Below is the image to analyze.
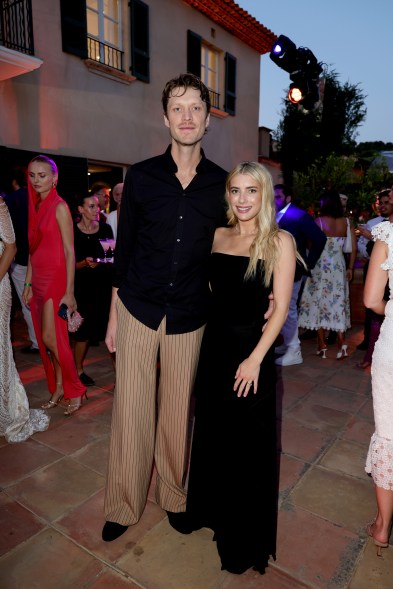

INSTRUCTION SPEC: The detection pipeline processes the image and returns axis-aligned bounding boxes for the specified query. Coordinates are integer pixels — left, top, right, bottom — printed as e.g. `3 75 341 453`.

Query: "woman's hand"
85 256 99 269
346 268 353 282
22 285 33 306
60 292 77 314
233 356 261 397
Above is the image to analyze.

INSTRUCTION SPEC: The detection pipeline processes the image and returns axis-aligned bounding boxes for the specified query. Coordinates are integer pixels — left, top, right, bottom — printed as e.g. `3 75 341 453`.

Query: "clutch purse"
67 309 84 333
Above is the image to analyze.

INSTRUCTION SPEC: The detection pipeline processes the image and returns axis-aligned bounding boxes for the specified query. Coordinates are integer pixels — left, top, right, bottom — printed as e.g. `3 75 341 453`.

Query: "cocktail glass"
99 238 116 262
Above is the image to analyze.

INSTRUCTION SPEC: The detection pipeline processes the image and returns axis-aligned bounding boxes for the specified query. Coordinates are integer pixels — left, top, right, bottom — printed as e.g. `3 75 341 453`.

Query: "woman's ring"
247 381 252 385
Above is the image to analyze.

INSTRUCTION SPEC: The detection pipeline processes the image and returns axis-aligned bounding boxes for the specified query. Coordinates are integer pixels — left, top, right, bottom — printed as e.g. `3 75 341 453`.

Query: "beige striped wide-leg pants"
104 299 205 525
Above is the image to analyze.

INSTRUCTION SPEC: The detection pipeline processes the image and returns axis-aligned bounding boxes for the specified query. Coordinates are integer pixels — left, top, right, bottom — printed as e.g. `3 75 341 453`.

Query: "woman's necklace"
79 220 98 234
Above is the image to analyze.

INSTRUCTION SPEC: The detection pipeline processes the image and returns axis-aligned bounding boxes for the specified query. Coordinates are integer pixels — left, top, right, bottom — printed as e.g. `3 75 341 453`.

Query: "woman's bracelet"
24 282 32 287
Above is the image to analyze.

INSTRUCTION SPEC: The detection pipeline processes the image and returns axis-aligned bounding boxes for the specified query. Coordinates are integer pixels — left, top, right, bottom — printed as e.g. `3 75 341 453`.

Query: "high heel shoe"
336 344 348 359
41 390 64 409
64 391 88 416
366 519 389 556
316 347 327 359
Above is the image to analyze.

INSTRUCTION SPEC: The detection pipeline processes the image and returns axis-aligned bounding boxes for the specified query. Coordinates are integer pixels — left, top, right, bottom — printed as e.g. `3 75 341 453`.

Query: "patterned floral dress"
365 222 393 490
298 236 351 332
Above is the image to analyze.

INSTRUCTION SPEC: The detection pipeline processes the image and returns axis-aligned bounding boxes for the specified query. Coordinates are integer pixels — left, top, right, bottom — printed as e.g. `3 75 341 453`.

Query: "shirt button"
177 238 180 242
169 282 173 286
179 216 183 219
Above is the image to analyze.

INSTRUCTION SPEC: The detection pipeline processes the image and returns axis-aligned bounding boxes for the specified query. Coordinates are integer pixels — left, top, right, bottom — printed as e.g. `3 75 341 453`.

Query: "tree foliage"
275 71 367 184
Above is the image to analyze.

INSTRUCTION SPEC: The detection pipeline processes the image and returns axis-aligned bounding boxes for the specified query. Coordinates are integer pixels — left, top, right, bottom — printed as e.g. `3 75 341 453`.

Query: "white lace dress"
365 222 393 490
0 201 50 443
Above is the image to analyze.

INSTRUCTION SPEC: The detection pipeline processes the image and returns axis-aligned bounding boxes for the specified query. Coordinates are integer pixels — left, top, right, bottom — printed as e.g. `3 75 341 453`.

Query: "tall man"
102 74 227 542
274 184 326 366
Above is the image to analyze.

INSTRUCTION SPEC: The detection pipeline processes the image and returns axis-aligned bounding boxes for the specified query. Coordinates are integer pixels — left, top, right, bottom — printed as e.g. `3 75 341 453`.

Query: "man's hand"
263 292 274 331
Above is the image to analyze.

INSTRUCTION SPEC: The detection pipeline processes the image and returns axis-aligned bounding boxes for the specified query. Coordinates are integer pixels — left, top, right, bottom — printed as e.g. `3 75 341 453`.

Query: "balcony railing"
87 36 124 72
209 89 220 110
0 0 34 55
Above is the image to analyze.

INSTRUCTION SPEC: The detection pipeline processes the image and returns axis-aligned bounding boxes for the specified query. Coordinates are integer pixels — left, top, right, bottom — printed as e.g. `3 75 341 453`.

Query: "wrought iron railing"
209 89 220 110
87 36 124 72
0 0 34 55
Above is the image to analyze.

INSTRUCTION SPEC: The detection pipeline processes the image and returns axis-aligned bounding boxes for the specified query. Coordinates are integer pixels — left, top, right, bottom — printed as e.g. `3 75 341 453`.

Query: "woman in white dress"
0 196 50 443
298 190 357 358
364 219 393 555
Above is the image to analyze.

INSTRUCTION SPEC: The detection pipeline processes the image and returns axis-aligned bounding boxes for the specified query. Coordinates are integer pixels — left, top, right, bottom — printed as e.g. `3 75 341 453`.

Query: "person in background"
274 184 326 366
72 193 114 387
0 196 50 442
364 198 393 556
357 191 393 368
91 182 111 222
357 190 388 351
23 155 86 416
298 190 357 359
5 167 39 353
106 182 123 239
102 73 227 543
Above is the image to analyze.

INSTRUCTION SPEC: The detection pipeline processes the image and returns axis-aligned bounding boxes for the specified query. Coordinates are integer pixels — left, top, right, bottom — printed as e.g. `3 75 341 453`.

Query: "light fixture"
270 35 323 110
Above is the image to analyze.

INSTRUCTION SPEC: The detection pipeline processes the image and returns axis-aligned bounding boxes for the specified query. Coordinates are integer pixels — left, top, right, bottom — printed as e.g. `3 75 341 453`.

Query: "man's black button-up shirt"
114 146 227 334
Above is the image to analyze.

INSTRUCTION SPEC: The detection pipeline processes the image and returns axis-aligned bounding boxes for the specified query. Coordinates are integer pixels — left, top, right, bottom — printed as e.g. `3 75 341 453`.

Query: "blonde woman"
184 162 297 575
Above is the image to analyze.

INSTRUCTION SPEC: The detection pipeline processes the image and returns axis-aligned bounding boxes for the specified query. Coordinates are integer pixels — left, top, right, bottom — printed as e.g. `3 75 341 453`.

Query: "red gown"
28 186 86 399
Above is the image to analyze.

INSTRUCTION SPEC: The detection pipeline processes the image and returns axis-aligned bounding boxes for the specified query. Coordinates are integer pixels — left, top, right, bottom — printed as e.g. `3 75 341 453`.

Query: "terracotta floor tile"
357 398 375 422
280 417 333 461
348 539 393 588
328 371 372 395
36 415 110 454
86 569 142 588
276 506 363 589
287 401 351 434
319 439 370 480
278 378 315 414
7 456 105 522
117 519 225 589
0 528 103 589
0 439 63 487
309 385 366 414
72 436 110 475
341 416 374 446
279 454 308 502
82 396 113 426
56 489 166 563
221 565 312 588
0 492 45 556
291 466 375 532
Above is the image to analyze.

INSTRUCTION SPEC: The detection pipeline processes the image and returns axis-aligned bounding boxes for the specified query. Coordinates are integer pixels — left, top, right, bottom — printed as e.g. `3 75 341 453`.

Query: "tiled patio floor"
1 312 392 588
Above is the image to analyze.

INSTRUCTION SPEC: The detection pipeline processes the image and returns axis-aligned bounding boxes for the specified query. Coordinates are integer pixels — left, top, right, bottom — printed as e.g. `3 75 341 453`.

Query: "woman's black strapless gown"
186 253 278 575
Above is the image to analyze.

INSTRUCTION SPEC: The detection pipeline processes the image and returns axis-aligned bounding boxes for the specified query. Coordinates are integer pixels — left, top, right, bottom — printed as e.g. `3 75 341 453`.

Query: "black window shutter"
225 53 237 115
130 0 150 82
60 0 88 59
187 30 201 76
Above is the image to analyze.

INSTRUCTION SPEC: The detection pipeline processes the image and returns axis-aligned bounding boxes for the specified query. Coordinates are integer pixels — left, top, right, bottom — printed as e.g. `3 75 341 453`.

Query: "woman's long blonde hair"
225 161 280 286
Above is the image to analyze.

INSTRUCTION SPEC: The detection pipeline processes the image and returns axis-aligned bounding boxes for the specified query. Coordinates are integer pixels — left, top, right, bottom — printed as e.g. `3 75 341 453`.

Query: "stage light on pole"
270 35 323 110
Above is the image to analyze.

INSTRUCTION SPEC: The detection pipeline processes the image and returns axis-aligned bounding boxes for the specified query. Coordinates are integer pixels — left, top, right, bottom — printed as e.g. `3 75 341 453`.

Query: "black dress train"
186 253 278 575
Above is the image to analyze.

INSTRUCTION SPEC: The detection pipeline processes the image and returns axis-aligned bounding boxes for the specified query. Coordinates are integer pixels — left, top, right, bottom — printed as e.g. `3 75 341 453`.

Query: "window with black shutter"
187 30 201 76
60 0 88 59
130 0 150 82
224 53 237 115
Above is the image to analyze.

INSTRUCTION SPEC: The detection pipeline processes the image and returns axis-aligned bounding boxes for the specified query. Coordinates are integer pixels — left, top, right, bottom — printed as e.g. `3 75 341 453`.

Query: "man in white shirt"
106 183 123 239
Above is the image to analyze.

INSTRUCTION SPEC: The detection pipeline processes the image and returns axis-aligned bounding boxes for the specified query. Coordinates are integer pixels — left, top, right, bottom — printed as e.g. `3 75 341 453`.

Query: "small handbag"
67 309 84 333
342 217 352 253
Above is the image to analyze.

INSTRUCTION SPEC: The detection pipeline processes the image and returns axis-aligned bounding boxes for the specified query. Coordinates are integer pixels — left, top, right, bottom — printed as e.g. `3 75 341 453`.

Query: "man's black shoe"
79 372 96 386
102 521 128 542
166 511 194 534
357 341 369 351
21 346 40 354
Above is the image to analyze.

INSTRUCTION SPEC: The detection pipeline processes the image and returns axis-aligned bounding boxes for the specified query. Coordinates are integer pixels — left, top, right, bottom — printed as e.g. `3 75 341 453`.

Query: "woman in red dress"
22 155 86 416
